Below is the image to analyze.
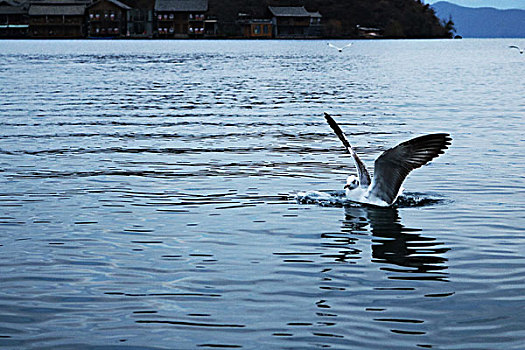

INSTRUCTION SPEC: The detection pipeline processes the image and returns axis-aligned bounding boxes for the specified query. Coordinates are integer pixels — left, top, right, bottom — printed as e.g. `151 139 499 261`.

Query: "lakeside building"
237 13 272 39
0 0 29 38
202 14 216 37
154 0 207 38
0 0 324 39
86 0 130 38
29 0 89 38
269 6 323 39
240 18 272 39
123 0 153 38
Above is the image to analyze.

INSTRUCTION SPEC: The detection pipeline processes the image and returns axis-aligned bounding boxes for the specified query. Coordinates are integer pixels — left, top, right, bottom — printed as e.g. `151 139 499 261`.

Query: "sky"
426 0 525 9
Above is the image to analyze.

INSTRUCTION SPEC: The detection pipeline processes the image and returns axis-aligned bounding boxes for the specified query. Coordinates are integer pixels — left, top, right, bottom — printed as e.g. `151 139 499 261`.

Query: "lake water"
0 39 524 349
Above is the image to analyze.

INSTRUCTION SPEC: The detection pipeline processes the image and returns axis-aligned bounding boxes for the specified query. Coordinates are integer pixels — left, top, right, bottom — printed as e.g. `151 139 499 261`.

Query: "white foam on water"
294 190 446 208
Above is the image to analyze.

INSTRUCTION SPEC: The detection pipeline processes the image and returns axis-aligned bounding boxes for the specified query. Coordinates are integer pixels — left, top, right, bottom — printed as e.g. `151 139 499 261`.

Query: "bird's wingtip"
432 133 453 149
434 133 453 147
445 134 453 146
438 133 452 144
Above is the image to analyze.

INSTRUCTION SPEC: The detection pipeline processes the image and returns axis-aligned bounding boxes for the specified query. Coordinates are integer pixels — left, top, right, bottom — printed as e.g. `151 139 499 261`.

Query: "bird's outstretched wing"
368 133 452 205
328 43 352 51
324 113 371 188
509 45 521 50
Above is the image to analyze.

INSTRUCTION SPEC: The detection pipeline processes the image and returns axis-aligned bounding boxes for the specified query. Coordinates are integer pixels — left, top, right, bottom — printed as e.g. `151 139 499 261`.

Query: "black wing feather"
324 113 371 188
369 133 452 205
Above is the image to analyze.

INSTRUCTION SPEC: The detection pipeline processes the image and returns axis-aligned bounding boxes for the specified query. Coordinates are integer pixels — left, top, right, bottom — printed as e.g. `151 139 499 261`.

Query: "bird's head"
344 175 359 190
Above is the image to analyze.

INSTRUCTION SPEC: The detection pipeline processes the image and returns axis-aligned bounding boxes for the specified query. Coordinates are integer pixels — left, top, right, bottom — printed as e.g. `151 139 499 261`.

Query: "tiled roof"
0 5 26 14
88 0 131 10
0 0 16 6
0 7 25 14
106 0 131 10
28 4 86 15
0 0 27 13
154 0 208 12
268 6 310 17
29 0 91 4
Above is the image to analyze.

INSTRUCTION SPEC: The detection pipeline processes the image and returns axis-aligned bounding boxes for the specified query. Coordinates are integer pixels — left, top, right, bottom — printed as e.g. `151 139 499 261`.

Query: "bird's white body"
345 175 397 207
345 189 391 207
345 186 373 205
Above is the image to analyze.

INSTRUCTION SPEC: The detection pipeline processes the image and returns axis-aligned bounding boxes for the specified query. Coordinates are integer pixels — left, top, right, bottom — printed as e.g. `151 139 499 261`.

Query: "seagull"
328 42 352 52
324 113 451 207
509 45 524 54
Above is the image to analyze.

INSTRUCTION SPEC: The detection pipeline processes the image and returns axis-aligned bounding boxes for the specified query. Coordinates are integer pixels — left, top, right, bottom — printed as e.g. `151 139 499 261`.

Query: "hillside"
432 1 525 37
208 0 453 38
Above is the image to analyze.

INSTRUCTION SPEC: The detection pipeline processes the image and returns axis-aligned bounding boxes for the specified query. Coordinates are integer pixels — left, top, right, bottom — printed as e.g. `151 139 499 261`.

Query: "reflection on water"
298 205 453 346
343 206 449 281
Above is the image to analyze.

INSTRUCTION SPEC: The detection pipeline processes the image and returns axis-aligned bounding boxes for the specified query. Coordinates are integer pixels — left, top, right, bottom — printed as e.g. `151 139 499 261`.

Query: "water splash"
294 190 445 208
395 192 446 208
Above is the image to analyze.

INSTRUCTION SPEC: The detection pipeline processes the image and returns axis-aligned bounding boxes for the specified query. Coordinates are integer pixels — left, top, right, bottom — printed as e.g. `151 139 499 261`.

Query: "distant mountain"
431 1 525 37
429 0 525 10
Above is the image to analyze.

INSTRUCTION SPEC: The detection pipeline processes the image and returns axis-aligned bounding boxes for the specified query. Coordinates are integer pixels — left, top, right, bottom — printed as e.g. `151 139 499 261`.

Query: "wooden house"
269 6 322 38
309 11 322 37
203 15 216 37
121 0 153 38
29 1 88 38
87 0 130 38
238 14 272 39
0 0 29 38
154 0 207 38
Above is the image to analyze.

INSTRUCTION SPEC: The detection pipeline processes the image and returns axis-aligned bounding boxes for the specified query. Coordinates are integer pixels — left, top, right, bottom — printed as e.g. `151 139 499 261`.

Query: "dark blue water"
0 39 524 349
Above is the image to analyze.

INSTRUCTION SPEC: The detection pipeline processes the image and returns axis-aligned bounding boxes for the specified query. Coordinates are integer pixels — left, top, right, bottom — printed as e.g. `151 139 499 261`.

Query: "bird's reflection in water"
342 206 449 281
311 206 451 344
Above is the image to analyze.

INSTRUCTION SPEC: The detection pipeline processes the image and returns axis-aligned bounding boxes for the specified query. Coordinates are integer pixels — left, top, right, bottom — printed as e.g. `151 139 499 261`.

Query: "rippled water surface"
1 39 524 349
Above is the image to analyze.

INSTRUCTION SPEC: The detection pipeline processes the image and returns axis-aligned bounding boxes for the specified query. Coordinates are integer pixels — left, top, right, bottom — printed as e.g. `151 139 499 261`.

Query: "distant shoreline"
0 36 458 40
